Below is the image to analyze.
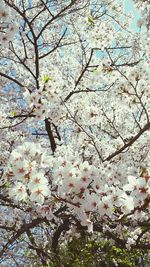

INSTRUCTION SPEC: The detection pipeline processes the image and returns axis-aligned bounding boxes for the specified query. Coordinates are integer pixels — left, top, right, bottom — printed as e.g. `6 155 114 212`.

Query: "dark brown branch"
105 122 150 161
64 82 116 102
0 72 25 88
45 118 56 153
4 1 40 88
136 226 150 246
40 0 54 18
51 218 70 253
37 0 79 39
8 113 35 119
0 193 31 212
111 60 142 68
0 112 33 130
64 49 94 102
75 49 94 87
10 42 37 80
0 218 46 259
0 225 15 231
52 123 61 141
39 28 67 59
26 229 49 265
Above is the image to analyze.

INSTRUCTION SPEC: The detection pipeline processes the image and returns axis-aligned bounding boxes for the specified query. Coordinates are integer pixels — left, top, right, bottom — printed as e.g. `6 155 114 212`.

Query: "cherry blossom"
0 0 150 265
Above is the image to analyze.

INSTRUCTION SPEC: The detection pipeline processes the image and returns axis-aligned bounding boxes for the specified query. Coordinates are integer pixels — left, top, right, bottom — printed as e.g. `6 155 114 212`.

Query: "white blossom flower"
120 195 134 214
0 5 10 22
30 185 51 205
9 182 27 202
123 175 138 191
98 196 113 216
28 172 49 191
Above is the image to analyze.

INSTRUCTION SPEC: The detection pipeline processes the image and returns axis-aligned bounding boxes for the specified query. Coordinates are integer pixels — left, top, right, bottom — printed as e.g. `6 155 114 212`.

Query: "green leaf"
10 111 17 116
43 75 53 83
24 250 30 256
88 16 94 24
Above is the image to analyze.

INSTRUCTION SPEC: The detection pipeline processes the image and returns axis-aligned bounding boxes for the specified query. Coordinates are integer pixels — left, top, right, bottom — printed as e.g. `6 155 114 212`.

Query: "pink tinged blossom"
40 205 53 220
87 220 93 233
80 161 90 173
68 182 74 188
112 188 126 207
0 6 9 22
28 172 48 191
81 176 89 183
90 166 100 180
10 151 22 163
123 175 138 191
0 34 10 47
7 23 18 38
98 196 113 216
79 211 93 233
21 142 42 158
121 195 134 214
30 185 51 205
92 178 101 192
9 182 27 201
134 198 144 208
12 160 29 179
41 153 52 168
130 177 149 200
80 192 99 212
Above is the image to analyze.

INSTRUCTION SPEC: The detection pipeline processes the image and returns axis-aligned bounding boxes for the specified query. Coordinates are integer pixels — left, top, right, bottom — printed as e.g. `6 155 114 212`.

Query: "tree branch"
0 72 25 88
45 118 57 153
105 122 150 161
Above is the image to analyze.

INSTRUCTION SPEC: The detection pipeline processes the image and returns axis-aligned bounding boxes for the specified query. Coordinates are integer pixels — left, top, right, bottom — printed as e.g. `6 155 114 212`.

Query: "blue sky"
124 0 142 31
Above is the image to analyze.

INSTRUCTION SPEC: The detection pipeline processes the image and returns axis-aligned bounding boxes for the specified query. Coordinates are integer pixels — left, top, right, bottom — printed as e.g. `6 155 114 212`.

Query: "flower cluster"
23 69 65 122
0 2 18 47
7 142 150 235
7 142 51 205
0 0 150 259
133 0 150 29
